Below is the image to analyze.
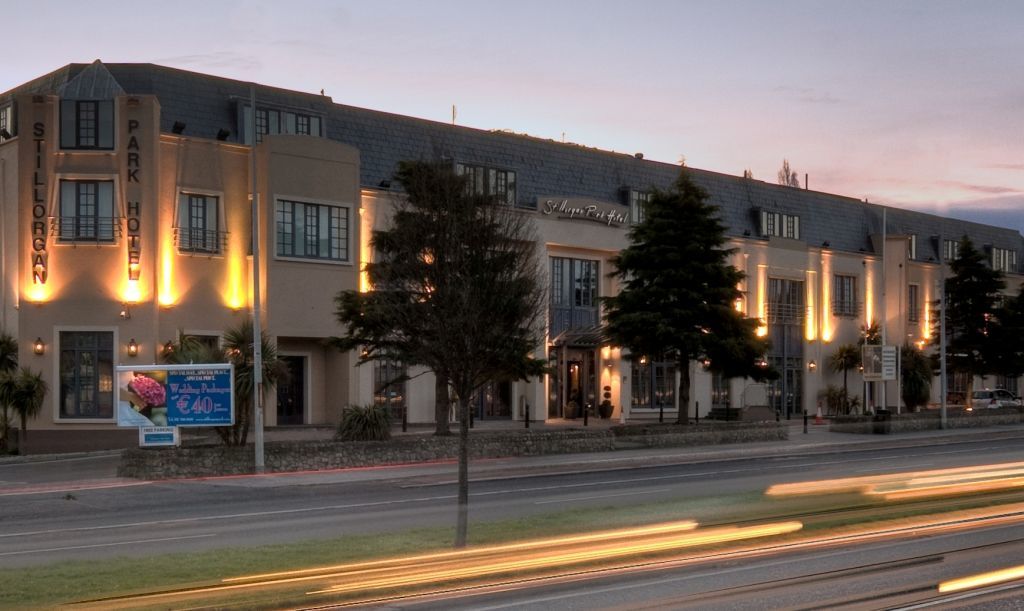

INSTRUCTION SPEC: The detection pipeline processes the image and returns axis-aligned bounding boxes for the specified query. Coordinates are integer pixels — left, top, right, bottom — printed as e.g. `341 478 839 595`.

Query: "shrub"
336 404 391 441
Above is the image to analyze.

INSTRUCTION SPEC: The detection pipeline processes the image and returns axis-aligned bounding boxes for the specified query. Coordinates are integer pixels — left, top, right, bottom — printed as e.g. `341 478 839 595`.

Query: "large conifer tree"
604 168 774 424
936 236 1005 401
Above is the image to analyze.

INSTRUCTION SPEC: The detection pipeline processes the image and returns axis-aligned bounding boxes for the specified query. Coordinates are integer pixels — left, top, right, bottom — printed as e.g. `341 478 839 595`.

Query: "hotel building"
1 61 1021 452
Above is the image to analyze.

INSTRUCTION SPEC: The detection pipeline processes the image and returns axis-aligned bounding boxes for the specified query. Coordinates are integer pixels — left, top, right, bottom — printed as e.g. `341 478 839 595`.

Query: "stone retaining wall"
829 410 1023 434
118 423 788 480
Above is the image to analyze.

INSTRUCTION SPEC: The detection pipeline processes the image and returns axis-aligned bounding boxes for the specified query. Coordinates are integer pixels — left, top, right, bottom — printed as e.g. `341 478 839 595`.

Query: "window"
759 210 800 240
455 162 517 206
59 331 114 419
995 375 1019 396
908 234 917 260
0 104 12 140
242 105 322 144
60 100 114 149
629 190 650 224
711 371 731 410
58 180 116 241
373 360 406 418
944 239 960 262
631 358 676 410
992 247 1017 273
832 274 858 317
908 284 920 322
276 199 350 261
176 193 222 253
550 257 599 335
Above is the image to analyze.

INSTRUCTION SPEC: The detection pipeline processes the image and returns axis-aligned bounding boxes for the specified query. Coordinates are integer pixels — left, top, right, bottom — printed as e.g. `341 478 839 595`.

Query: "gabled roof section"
56 60 124 99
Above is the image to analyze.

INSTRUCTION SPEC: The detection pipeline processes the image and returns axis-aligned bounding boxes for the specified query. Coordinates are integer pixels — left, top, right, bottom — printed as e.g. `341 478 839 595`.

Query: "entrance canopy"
550 325 606 348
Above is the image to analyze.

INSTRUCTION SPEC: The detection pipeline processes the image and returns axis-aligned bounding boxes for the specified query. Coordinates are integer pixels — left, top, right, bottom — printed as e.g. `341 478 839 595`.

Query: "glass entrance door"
276 355 305 425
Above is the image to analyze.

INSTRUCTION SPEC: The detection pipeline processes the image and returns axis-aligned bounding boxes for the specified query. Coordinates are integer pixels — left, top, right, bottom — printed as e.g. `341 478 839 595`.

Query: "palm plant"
220 320 288 446
0 332 19 451
10 367 47 449
829 343 860 405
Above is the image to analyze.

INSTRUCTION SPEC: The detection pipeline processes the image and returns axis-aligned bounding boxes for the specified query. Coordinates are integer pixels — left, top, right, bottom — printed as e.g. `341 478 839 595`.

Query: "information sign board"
139 426 180 447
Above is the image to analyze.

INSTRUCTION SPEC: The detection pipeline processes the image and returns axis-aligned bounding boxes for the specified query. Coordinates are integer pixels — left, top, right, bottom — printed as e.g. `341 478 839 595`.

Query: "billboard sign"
862 345 898 381
117 364 234 427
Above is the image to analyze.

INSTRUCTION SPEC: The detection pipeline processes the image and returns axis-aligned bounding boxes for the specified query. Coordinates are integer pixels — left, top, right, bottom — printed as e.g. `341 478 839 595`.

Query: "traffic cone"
815 401 824 425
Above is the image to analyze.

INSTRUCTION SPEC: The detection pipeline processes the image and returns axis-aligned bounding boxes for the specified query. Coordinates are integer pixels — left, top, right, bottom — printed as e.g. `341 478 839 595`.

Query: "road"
385 521 1024 610
0 436 1022 571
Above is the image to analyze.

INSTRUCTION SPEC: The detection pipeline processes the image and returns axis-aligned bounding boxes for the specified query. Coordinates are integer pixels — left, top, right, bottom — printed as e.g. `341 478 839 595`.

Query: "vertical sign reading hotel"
125 106 142 287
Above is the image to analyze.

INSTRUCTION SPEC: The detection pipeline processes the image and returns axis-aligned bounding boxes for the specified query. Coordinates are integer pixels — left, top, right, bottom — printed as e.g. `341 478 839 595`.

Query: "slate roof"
3 61 1022 264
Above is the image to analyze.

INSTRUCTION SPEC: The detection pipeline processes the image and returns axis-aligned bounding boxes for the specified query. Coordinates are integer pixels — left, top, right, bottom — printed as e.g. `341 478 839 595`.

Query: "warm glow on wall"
159 232 176 306
28 283 50 303
922 281 932 340
865 263 874 327
226 251 245 310
359 206 372 293
123 279 141 304
756 263 767 336
805 271 816 341
821 255 833 342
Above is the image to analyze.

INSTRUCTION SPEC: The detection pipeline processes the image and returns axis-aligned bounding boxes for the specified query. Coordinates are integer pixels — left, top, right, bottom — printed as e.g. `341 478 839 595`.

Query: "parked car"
970 389 1022 410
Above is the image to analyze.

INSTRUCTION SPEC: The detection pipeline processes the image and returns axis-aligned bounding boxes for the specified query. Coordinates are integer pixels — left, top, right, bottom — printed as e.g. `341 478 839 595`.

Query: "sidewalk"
4 418 1024 486
173 418 1024 488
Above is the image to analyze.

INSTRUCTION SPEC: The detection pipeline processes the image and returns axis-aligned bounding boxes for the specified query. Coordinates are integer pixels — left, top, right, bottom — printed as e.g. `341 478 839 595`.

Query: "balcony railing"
766 302 807 324
174 228 228 254
550 306 599 338
831 300 864 318
52 216 121 242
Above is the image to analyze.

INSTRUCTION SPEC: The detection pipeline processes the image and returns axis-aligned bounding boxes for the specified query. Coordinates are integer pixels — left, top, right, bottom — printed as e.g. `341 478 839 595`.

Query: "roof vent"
634 153 644 160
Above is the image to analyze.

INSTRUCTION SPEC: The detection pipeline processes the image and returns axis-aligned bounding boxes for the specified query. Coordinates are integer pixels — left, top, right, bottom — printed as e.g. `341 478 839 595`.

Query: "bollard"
803 411 808 434
583 402 589 426
470 407 474 429
695 401 699 425
525 403 530 429
659 402 664 423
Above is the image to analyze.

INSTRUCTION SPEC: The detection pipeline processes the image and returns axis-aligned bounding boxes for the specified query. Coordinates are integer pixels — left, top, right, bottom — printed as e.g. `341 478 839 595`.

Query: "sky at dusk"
4 0 1022 233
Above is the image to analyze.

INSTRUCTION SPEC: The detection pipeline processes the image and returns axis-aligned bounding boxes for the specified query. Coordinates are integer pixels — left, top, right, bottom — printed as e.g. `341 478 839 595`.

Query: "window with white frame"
992 247 1017 273
832 274 858 316
58 180 116 241
629 190 650 224
944 239 960 262
759 210 800 240
59 331 114 419
176 193 222 253
60 99 114 149
242 105 323 144
275 199 350 261
455 162 517 206
908 284 920 322
908 234 917 260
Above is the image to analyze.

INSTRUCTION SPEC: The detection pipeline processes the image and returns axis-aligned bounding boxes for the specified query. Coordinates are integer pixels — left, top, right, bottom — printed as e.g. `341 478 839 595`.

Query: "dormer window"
455 162 517 206
629 190 650 224
944 239 960 262
242 105 323 144
0 104 12 141
60 100 114 150
908 234 917 260
992 247 1017 273
759 210 800 240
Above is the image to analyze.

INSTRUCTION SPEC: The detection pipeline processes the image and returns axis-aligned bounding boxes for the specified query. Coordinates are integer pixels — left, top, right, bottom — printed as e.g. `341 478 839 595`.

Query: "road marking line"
0 534 216 557
0 481 151 497
535 488 671 504
0 496 458 539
